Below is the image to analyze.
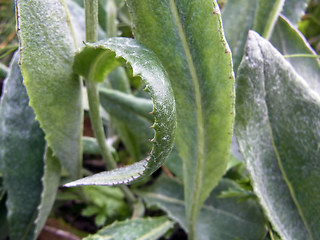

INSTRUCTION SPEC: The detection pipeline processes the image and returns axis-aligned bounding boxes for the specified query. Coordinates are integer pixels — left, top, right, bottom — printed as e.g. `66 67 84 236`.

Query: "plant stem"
85 0 98 43
86 80 117 169
189 215 196 240
84 0 137 204
262 0 285 40
106 0 117 38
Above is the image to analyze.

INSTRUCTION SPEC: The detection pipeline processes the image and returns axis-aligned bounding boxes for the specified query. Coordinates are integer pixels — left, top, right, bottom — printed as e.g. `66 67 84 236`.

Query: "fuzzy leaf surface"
0 52 45 240
66 38 176 186
16 0 83 179
236 31 320 240
136 175 266 240
84 216 173 240
271 15 320 94
126 0 235 225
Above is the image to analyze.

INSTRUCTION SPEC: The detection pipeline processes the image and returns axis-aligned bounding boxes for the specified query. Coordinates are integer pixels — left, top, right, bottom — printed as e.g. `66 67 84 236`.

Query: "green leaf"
65 38 176 186
34 148 61 238
0 52 46 240
126 0 235 228
0 180 9 239
164 146 183 181
253 0 285 38
67 0 86 47
16 0 83 179
99 88 154 160
106 67 144 162
106 67 131 93
282 0 310 25
222 0 257 72
0 63 9 79
99 88 154 123
236 30 320 240
82 136 117 158
136 175 266 240
271 15 320 93
84 216 173 240
81 185 130 226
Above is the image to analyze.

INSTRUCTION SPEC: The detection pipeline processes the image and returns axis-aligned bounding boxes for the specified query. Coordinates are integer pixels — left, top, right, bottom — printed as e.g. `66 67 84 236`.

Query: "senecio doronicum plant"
0 0 319 239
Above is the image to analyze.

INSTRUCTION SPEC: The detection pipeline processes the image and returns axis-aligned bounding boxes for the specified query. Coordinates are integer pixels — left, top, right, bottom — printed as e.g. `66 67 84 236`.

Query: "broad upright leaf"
136 175 266 240
84 216 173 240
271 15 320 94
222 0 257 72
16 0 83 179
126 0 235 227
65 38 176 186
236 31 320 240
0 52 45 240
282 0 310 25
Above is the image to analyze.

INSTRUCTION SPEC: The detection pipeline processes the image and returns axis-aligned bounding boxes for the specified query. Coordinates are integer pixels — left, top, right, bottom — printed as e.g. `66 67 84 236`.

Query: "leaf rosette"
65 37 176 187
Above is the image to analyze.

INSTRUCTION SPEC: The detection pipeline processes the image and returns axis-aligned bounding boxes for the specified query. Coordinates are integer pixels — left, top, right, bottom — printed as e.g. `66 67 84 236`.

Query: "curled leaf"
65 38 176 187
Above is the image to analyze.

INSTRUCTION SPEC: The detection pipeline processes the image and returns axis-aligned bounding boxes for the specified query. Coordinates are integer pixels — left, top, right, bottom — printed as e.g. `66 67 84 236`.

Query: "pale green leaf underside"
236 31 320 240
65 38 176 187
126 0 235 225
136 175 266 240
16 0 83 179
0 52 45 240
84 217 173 240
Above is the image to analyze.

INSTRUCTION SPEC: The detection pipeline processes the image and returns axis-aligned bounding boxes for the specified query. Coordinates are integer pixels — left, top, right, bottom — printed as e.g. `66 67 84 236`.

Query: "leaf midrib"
257 38 314 240
168 0 204 220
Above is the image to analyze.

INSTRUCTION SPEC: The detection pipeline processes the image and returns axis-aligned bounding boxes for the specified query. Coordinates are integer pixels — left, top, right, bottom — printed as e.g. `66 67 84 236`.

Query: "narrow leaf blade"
236 30 320 240
16 0 83 179
66 38 176 186
0 52 46 240
126 0 235 226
